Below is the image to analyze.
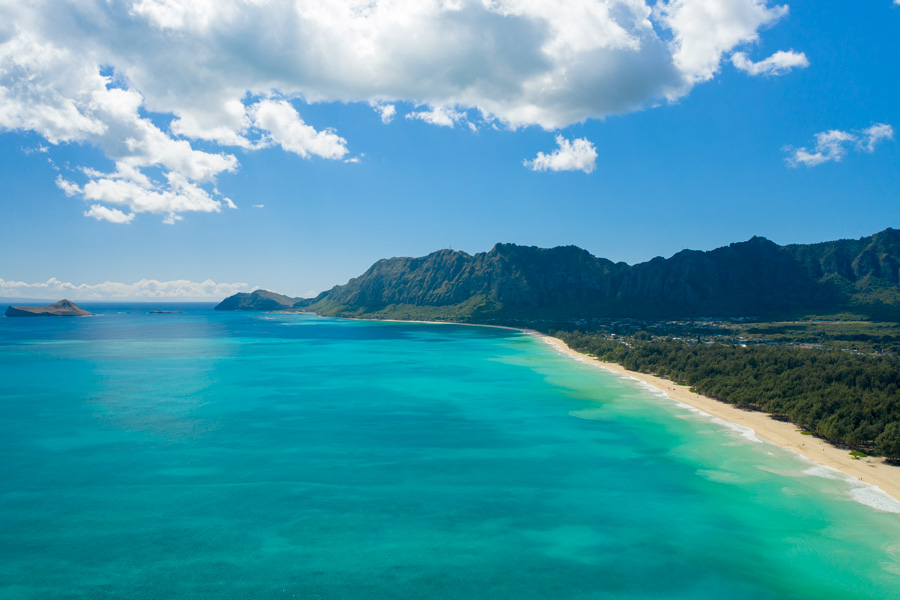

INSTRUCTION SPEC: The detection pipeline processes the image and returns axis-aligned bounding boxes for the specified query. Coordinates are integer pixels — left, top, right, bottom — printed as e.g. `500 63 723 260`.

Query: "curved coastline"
535 332 900 508
312 314 900 507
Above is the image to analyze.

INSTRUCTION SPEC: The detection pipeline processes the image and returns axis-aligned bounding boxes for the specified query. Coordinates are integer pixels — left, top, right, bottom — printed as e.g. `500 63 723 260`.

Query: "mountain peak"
736 235 776 247
217 228 900 321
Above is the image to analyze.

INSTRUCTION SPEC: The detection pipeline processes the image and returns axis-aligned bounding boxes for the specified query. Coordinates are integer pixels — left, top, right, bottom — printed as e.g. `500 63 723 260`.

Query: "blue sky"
1 0 898 300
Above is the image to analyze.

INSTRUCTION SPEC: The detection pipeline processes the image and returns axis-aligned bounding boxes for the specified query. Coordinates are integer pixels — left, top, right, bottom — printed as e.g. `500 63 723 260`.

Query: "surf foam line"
536 333 900 515
537 335 764 444
801 463 900 514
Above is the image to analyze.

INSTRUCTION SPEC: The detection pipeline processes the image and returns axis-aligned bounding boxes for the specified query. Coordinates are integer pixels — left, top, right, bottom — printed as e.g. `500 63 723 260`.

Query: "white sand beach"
538 333 900 505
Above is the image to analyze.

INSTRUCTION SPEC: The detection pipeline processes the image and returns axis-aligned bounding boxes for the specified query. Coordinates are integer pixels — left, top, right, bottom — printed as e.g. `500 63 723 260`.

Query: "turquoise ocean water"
2 306 900 599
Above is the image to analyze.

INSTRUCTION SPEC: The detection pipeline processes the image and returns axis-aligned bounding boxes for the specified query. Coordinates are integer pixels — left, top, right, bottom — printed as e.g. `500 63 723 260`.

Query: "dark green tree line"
554 332 900 460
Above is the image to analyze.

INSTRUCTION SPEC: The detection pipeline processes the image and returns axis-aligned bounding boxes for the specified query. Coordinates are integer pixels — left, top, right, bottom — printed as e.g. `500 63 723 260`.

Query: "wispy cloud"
858 123 894 152
21 144 48 155
732 50 809 76
524 136 597 174
84 204 135 224
786 124 894 167
0 277 249 301
406 106 467 128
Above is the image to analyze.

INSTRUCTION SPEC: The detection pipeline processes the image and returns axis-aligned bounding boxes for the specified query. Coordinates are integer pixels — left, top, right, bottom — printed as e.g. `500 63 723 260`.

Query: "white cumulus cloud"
58 163 236 224
1 0 804 221
731 49 809 76
0 277 249 300
524 135 598 173
659 0 790 85
786 123 894 167
373 103 397 124
250 99 349 160
84 204 135 224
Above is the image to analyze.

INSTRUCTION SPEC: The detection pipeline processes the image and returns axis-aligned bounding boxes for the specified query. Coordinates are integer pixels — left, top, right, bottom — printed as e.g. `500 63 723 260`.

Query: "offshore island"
5 299 93 317
218 227 900 500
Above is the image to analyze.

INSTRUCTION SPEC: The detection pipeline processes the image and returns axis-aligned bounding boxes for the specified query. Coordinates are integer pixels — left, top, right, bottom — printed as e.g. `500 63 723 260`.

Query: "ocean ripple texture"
2 307 900 599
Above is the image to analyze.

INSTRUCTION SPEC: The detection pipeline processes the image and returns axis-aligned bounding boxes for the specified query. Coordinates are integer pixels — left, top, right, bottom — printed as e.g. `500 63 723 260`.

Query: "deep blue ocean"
2 305 900 599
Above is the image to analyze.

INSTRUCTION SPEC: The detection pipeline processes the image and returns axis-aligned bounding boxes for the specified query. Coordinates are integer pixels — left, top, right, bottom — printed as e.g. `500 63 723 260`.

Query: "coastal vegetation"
553 331 900 460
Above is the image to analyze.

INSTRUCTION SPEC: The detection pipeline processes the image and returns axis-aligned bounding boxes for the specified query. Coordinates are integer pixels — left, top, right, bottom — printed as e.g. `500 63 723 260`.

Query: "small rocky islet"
4 299 93 317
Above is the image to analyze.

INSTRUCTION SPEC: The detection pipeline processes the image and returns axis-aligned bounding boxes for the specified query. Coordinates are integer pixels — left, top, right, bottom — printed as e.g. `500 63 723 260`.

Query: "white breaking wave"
850 487 900 514
802 464 853 482
803 464 900 514
543 335 900 514
543 336 765 444
663 396 764 443
708 417 764 444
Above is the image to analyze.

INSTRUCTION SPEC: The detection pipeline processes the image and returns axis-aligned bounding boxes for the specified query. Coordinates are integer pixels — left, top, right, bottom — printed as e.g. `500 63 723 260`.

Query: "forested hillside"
288 228 900 322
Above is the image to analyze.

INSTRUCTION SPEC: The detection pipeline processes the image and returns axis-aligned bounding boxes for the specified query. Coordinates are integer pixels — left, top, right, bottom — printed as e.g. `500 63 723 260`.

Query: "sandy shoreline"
326 315 900 504
535 333 900 505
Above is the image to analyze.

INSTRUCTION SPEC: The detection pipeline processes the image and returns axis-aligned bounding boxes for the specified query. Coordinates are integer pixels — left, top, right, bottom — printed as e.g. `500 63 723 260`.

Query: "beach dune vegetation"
554 333 900 458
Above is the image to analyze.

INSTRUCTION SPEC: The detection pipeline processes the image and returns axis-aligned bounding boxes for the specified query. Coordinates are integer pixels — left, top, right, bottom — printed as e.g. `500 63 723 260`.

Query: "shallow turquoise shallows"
2 307 900 599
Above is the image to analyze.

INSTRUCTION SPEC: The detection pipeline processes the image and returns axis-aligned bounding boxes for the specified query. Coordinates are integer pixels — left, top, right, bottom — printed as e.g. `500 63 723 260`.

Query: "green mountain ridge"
217 228 900 322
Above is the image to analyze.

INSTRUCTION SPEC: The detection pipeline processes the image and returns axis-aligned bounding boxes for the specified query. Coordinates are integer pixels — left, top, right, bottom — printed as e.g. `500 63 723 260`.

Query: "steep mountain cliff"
218 228 900 321
302 245 626 311
782 228 900 319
